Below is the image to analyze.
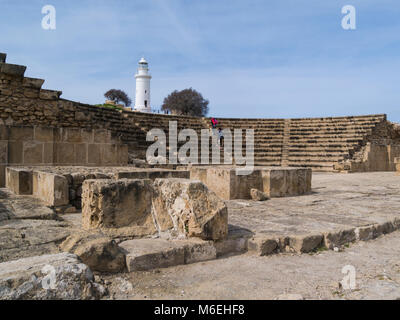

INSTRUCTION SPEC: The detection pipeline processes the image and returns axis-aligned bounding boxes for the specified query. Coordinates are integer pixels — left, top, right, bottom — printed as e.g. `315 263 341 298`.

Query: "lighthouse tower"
134 57 152 113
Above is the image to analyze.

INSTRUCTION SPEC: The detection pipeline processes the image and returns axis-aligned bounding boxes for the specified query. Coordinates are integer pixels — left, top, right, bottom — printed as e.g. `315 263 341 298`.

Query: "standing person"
218 128 224 147
211 117 218 129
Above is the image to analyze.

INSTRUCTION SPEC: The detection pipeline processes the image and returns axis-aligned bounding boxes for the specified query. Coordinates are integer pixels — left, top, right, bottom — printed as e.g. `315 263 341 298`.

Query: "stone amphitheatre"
1 53 400 300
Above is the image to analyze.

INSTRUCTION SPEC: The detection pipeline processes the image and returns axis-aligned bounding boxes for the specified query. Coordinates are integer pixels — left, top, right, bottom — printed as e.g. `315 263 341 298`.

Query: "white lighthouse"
134 57 152 113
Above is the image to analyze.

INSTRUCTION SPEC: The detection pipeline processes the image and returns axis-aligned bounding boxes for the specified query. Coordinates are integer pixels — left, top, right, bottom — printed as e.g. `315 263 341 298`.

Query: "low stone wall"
335 142 400 173
5 166 192 211
190 166 312 200
0 125 128 187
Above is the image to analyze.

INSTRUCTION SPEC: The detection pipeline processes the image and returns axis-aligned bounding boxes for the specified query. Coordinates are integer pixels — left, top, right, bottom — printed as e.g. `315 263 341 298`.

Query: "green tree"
104 89 132 107
161 88 209 117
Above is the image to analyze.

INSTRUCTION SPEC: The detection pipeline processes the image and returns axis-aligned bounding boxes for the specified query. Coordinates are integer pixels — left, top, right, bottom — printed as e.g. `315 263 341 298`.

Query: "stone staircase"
286 115 387 171
124 112 388 171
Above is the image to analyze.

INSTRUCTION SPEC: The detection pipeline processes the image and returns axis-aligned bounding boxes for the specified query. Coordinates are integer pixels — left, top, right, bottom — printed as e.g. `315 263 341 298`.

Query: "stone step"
287 153 348 158
289 130 372 136
289 134 366 140
22 77 45 89
39 89 62 100
0 63 27 77
287 159 339 165
118 238 221 272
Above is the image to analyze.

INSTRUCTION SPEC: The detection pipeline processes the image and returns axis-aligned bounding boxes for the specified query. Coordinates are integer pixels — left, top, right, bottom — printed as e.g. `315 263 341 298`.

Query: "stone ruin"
1 52 400 299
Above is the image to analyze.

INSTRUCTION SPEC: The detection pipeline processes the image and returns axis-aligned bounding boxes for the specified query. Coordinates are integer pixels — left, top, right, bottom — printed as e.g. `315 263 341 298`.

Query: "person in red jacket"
211 117 218 129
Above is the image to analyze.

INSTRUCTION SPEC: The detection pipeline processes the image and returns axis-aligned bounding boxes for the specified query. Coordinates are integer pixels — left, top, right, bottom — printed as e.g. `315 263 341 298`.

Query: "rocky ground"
102 229 400 300
1 171 400 299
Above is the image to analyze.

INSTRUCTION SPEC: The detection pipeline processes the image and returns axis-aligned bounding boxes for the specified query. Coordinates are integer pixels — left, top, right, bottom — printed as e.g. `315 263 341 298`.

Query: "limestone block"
23 141 43 164
60 232 126 273
120 239 185 272
34 126 53 142
100 144 117 165
0 165 5 188
184 240 216 264
119 238 216 272
250 188 269 201
9 126 33 141
189 166 311 200
75 143 87 165
152 178 228 240
0 140 7 164
323 228 356 249
248 236 278 255
87 144 101 165
189 167 208 183
0 253 105 300
7 141 23 164
394 157 400 173
262 167 312 197
81 129 93 143
43 143 53 164
288 234 323 253
81 179 155 232
22 77 45 89
0 63 26 77
65 128 82 143
33 171 69 206
0 125 8 140
39 89 62 100
53 143 75 164
6 167 32 195
93 129 111 143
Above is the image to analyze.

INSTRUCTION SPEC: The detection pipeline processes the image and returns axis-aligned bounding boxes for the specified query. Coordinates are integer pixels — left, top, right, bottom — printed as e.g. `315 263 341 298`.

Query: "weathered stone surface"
33 171 69 206
39 89 62 100
116 169 189 180
60 232 126 273
263 167 312 197
0 219 71 263
190 166 311 200
323 228 356 249
184 240 217 264
81 179 155 232
288 234 323 253
0 189 56 220
119 238 216 272
152 178 228 240
248 236 278 256
0 253 105 300
22 77 45 89
0 63 26 76
6 167 32 195
250 188 269 201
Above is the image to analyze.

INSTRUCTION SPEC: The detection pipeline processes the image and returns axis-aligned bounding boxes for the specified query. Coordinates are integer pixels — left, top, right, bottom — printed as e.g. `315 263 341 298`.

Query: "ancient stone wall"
0 125 128 186
1 52 400 174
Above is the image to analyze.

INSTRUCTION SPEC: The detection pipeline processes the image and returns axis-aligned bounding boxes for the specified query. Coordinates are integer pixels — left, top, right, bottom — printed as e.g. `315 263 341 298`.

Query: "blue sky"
1 0 399 120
